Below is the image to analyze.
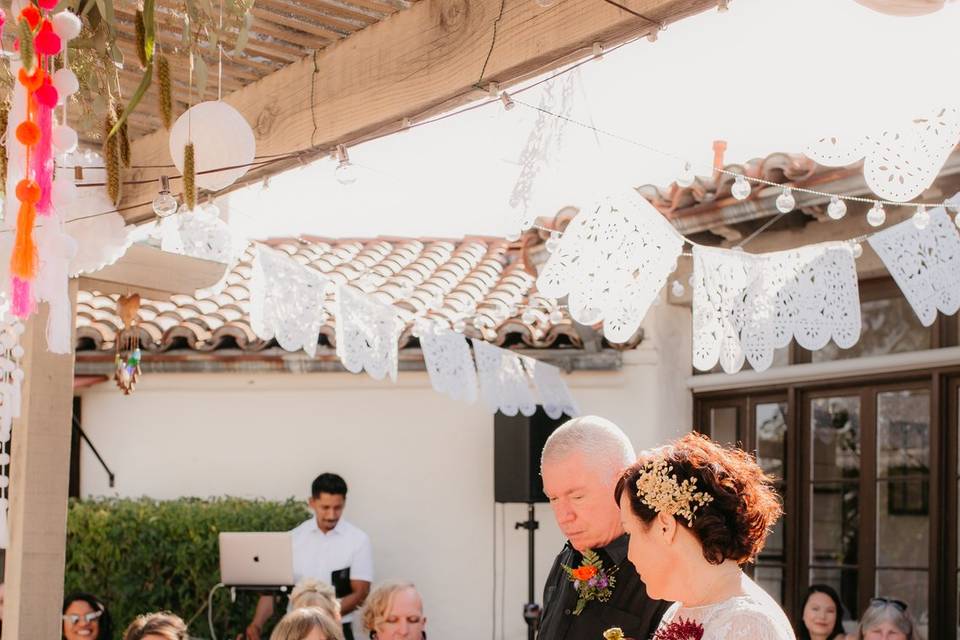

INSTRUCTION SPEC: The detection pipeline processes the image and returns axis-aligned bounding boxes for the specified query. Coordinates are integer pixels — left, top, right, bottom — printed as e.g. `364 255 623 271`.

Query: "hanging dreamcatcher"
114 294 142 394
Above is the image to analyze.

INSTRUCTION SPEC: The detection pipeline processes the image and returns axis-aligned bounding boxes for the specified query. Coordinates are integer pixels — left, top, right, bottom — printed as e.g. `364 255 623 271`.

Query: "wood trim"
860 387 877 617
929 372 943 639
121 0 719 219
946 376 959 633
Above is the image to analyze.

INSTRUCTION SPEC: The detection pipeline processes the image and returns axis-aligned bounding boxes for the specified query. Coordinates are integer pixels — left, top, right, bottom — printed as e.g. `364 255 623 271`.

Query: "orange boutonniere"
561 549 617 615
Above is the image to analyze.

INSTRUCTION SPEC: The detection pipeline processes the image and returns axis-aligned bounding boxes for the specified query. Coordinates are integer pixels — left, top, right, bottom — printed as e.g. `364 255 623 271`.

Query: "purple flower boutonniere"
561 549 618 615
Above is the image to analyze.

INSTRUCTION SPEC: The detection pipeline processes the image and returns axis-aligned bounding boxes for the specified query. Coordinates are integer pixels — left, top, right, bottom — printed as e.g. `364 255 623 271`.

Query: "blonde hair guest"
361 582 426 640
270 608 344 640
291 579 342 622
122 612 188 640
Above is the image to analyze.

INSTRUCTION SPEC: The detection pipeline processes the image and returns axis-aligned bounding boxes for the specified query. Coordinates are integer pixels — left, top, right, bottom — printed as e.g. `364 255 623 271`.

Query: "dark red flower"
653 618 705 640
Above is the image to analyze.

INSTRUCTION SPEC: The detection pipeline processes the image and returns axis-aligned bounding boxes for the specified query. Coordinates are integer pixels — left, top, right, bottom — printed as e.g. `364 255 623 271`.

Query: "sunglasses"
870 597 908 612
62 610 103 625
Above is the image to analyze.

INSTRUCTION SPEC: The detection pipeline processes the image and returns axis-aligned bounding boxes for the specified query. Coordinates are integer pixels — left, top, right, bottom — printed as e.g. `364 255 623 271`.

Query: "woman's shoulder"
704 596 795 639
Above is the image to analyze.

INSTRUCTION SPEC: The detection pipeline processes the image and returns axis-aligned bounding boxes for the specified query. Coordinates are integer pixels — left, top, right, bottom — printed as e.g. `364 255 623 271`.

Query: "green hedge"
65 497 309 640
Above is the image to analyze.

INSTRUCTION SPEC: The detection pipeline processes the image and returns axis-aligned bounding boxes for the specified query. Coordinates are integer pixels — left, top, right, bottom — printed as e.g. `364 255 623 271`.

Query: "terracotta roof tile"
77 236 642 354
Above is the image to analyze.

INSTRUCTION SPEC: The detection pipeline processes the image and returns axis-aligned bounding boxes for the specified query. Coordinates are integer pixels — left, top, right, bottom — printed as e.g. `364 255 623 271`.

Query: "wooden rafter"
121 0 721 220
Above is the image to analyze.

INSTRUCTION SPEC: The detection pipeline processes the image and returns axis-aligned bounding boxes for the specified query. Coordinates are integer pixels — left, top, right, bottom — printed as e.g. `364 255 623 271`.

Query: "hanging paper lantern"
168 101 256 191
51 10 81 41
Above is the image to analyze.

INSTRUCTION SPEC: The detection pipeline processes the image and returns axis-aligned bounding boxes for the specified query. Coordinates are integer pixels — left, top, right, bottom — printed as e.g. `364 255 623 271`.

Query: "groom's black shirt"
538 535 670 640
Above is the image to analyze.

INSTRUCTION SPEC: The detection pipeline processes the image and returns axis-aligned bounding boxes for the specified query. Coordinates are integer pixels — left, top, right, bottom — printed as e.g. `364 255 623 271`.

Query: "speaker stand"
515 503 541 640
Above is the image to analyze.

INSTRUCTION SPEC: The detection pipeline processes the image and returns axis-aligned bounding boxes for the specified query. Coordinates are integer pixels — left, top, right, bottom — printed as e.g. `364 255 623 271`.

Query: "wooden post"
3 279 78 640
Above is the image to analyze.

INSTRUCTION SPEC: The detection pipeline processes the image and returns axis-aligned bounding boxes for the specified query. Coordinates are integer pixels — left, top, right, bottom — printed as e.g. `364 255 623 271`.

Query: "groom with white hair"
538 416 670 640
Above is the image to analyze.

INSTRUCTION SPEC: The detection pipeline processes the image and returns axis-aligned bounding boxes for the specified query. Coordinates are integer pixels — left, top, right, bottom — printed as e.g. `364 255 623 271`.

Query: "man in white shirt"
242 473 373 640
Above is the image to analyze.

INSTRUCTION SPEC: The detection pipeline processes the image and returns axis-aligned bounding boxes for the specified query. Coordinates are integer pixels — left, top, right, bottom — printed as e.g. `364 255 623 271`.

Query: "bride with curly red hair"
615 432 795 640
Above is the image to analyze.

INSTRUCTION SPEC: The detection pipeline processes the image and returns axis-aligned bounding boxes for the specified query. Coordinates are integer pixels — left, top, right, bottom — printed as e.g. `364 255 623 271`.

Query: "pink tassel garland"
33 101 53 216
11 277 34 318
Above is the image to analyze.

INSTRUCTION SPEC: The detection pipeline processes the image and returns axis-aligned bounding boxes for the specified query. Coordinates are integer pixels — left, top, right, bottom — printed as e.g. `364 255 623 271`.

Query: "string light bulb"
152 175 178 217
866 202 886 227
827 195 847 220
670 280 685 297
545 231 561 253
334 144 357 185
500 92 516 111
717 0 730 11
676 162 695 188
522 309 537 324
548 309 564 324
912 205 930 230
956 211 960 229
731 174 751 200
851 242 863 259
775 187 795 213
506 231 521 242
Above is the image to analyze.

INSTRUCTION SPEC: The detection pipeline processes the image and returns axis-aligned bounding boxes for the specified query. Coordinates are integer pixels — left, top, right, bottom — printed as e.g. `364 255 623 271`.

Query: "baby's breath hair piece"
635 459 713 525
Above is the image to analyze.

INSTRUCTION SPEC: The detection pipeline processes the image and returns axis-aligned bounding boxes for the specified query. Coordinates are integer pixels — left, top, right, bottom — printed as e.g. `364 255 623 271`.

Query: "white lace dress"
656 576 796 640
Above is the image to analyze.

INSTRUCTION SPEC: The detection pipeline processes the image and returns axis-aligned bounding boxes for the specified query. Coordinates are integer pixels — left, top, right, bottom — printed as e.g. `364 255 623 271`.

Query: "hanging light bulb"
676 162 695 188
731 174 751 200
955 211 960 229
545 232 561 253
505 230 521 242
670 280 685 297
851 242 863 259
472 317 486 330
548 309 564 324
717 0 730 11
866 202 886 227
152 175 179 218
334 144 357 185
912 205 930 230
827 195 847 220
775 187 795 213
522 308 537 324
500 92 516 111
453 318 466 333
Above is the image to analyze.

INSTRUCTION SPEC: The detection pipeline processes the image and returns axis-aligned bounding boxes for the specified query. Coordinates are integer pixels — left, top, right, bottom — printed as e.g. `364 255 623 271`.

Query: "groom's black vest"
538 535 670 640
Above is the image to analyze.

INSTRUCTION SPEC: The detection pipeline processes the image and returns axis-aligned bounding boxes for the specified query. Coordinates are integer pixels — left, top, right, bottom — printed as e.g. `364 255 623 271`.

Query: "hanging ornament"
114 294 142 394
51 10 81 41
183 142 196 210
866 202 886 227
827 195 847 220
103 106 122 204
676 162 695 188
157 55 173 130
731 174 751 200
912 205 930 230
775 187 796 213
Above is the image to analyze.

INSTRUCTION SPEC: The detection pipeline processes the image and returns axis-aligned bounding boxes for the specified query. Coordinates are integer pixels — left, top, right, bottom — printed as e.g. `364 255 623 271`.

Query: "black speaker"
494 408 569 503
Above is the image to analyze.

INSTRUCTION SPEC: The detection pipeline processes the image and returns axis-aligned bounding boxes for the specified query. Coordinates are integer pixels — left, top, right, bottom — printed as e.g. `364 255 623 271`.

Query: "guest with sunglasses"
62 593 113 640
859 597 915 640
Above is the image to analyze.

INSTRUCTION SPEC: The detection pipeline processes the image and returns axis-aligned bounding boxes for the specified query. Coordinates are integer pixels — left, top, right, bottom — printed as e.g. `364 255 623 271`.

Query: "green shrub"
65 497 309 640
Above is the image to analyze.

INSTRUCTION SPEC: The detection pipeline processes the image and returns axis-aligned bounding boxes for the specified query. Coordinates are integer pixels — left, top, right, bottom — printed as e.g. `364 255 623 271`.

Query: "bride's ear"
656 511 678 543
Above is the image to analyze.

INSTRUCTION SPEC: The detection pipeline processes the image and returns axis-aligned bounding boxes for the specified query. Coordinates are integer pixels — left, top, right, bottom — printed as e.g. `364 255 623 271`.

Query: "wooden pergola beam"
120 0 720 221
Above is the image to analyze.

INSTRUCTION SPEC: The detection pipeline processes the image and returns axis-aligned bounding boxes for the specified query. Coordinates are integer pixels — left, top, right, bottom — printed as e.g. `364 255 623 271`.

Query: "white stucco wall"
77 302 692 640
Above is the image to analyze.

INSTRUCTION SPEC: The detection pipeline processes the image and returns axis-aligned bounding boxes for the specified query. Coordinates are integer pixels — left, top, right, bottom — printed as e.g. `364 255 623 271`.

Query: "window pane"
710 407 739 447
877 390 930 477
875 569 929 632
812 396 861 482
756 402 787 480
877 481 929 568
810 567 859 627
755 565 784 605
812 297 931 362
812 483 859 565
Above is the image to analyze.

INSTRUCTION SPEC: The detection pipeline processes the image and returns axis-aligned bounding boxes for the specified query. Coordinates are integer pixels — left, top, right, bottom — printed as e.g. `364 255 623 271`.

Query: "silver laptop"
219 532 294 587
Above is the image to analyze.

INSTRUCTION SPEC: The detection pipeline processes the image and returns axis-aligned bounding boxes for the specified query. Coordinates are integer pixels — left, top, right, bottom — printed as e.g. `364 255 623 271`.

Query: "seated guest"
292 579 342 621
858 598 916 640
798 584 847 640
63 593 113 640
122 611 188 640
361 582 426 640
271 608 344 640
